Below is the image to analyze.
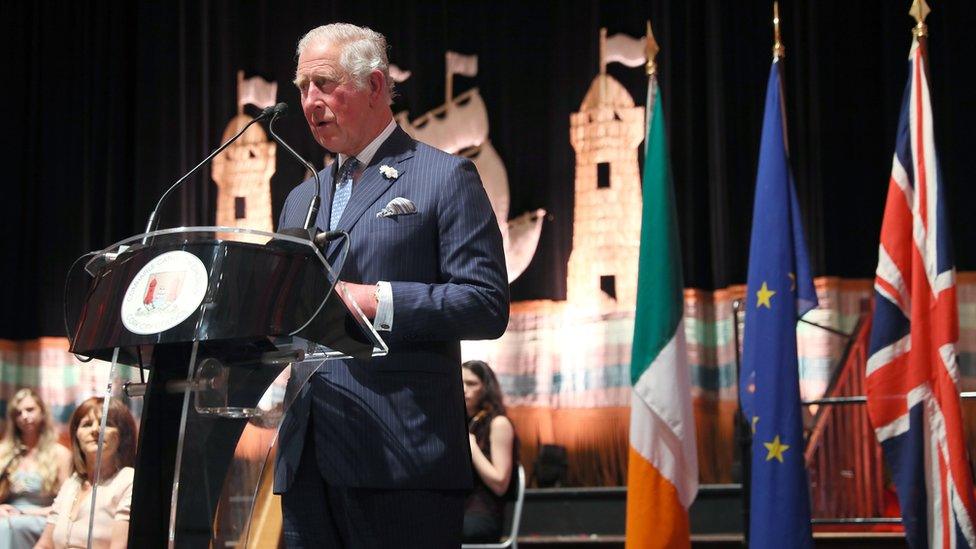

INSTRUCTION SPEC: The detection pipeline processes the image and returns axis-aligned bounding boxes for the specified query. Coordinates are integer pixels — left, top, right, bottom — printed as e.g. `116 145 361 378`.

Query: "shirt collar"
337 119 397 170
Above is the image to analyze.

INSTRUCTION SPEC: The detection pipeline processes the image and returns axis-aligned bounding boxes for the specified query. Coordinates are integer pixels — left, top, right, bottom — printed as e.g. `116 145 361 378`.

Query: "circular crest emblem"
121 251 209 335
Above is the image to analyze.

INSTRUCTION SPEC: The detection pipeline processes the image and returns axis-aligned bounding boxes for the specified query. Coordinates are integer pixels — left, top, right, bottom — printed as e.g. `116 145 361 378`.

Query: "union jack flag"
866 33 976 548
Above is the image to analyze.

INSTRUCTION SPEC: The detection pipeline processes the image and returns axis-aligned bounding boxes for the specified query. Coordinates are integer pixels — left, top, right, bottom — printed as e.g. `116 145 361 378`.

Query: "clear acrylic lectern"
65 227 387 548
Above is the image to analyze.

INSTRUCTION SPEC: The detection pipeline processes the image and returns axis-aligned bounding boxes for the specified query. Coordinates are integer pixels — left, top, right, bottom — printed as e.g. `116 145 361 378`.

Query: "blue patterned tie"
330 157 360 230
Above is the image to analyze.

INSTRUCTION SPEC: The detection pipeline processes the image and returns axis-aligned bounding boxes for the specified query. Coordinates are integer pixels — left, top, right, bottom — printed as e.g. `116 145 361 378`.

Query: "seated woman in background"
0 388 72 549
35 397 137 549
462 360 520 543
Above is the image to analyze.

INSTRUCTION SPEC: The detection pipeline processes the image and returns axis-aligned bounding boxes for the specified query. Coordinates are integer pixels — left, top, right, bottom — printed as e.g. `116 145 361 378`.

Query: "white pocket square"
376 197 418 218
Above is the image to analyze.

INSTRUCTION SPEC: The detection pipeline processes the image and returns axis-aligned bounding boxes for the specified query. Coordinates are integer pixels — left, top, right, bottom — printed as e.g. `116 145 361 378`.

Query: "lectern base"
129 341 283 548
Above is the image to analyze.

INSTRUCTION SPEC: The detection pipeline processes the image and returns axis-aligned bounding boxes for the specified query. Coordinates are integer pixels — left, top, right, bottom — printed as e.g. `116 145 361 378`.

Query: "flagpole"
644 20 659 137
772 1 785 60
773 1 790 155
910 0 931 75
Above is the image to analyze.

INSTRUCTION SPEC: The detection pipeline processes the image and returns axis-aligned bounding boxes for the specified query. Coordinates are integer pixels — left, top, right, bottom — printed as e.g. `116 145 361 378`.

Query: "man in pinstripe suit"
274 23 509 548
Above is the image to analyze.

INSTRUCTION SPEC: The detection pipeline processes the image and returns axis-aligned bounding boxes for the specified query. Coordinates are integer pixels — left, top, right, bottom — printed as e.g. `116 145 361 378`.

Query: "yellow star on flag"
756 281 776 309
751 416 759 434
764 435 790 463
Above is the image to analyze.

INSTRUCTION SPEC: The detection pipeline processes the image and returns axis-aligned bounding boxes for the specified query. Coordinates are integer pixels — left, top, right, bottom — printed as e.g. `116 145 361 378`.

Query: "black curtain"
4 0 975 339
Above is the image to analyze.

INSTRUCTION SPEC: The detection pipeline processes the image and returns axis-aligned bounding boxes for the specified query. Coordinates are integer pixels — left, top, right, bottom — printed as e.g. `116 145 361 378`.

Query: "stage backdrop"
3 1 976 485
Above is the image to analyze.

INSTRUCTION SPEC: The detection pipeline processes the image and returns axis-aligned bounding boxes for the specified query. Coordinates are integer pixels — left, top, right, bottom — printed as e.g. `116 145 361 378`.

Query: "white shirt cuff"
374 281 393 331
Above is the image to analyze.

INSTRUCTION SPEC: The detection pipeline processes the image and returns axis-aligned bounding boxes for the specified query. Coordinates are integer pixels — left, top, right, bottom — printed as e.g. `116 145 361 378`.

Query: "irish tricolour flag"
625 75 699 548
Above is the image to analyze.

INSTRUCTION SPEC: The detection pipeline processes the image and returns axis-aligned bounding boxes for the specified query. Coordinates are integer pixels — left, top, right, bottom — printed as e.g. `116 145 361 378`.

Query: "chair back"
507 465 526 546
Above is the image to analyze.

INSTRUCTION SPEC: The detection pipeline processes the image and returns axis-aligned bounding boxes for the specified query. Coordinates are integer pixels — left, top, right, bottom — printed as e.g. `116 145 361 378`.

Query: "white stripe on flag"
935 269 955 295
866 334 911 377
940 343 959 384
950 472 976 546
875 280 908 322
921 380 976 546
919 57 941 295
630 323 698 507
875 411 910 442
906 44 940 295
876 244 911 317
891 156 915 207
924 402 944 547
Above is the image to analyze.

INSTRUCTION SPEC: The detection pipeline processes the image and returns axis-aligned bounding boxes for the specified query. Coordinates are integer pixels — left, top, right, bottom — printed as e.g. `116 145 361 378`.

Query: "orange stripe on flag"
625 445 690 549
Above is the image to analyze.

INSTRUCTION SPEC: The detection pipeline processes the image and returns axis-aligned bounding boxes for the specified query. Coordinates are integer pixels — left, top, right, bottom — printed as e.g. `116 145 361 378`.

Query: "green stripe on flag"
630 82 684 384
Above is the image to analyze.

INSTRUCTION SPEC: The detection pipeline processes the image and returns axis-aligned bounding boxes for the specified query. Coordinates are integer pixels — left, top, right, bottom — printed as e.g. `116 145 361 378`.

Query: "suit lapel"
327 127 417 258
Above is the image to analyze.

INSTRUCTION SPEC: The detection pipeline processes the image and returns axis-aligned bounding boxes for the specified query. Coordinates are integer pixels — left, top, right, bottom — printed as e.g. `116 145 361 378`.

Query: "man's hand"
338 282 378 319
0 504 21 517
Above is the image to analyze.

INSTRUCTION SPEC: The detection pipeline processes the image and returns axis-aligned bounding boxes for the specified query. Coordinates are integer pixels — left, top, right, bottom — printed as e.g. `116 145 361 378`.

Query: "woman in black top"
462 360 518 543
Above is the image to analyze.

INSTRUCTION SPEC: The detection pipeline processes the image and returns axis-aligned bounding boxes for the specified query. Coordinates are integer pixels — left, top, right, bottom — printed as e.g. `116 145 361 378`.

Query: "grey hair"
297 23 395 101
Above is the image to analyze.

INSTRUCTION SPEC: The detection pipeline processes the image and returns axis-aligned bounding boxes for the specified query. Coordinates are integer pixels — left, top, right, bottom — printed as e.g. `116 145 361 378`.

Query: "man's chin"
310 132 331 146
313 135 348 155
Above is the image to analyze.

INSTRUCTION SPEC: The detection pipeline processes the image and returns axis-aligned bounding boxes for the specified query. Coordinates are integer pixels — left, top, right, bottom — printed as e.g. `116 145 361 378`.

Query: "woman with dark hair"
462 360 519 543
35 397 137 549
0 389 72 548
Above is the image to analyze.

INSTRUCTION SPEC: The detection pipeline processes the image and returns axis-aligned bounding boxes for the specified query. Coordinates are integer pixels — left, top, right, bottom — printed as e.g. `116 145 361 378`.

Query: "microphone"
271 228 345 252
265 102 324 235
313 230 346 247
141 104 277 243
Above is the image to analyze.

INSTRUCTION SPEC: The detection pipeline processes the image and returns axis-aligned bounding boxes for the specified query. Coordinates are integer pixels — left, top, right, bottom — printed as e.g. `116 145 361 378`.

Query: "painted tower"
212 71 278 236
566 65 645 310
211 116 276 233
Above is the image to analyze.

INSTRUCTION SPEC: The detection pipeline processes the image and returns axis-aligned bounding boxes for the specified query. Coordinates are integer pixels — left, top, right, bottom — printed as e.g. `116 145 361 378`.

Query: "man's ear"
368 70 386 105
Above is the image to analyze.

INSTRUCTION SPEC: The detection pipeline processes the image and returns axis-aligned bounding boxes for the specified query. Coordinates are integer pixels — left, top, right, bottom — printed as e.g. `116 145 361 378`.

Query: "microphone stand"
266 104 324 235
141 105 275 244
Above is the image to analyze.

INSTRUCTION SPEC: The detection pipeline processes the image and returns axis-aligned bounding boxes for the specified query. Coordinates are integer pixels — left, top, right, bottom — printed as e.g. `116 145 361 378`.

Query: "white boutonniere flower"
379 165 399 180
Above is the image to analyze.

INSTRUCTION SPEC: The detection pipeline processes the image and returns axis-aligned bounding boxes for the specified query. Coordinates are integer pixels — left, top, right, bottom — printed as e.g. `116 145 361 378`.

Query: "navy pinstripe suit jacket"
273 126 509 492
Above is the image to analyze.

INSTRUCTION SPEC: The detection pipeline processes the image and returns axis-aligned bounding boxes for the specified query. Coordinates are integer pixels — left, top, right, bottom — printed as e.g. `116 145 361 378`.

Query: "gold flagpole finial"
910 0 931 38
645 20 660 77
773 1 785 59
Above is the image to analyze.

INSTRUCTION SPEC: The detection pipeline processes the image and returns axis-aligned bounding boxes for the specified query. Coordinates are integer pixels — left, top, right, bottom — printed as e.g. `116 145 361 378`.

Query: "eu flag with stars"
738 59 818 549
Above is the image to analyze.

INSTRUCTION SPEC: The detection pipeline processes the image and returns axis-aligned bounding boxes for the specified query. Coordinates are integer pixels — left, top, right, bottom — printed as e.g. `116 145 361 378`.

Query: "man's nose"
304 86 325 107
306 91 332 115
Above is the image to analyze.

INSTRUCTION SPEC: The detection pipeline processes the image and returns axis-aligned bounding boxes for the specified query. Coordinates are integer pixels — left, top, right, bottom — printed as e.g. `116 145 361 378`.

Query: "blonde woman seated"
462 360 519 543
35 398 136 549
0 389 72 549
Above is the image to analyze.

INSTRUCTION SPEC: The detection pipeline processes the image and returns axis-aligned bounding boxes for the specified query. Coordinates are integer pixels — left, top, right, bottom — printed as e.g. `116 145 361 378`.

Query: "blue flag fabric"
739 60 818 549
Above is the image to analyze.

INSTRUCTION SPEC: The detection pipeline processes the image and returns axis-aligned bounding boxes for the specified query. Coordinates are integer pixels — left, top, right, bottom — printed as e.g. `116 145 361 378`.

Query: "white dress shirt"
338 119 397 332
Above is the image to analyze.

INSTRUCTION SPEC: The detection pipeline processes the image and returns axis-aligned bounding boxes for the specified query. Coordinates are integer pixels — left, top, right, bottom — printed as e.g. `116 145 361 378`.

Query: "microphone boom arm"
266 103 323 233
